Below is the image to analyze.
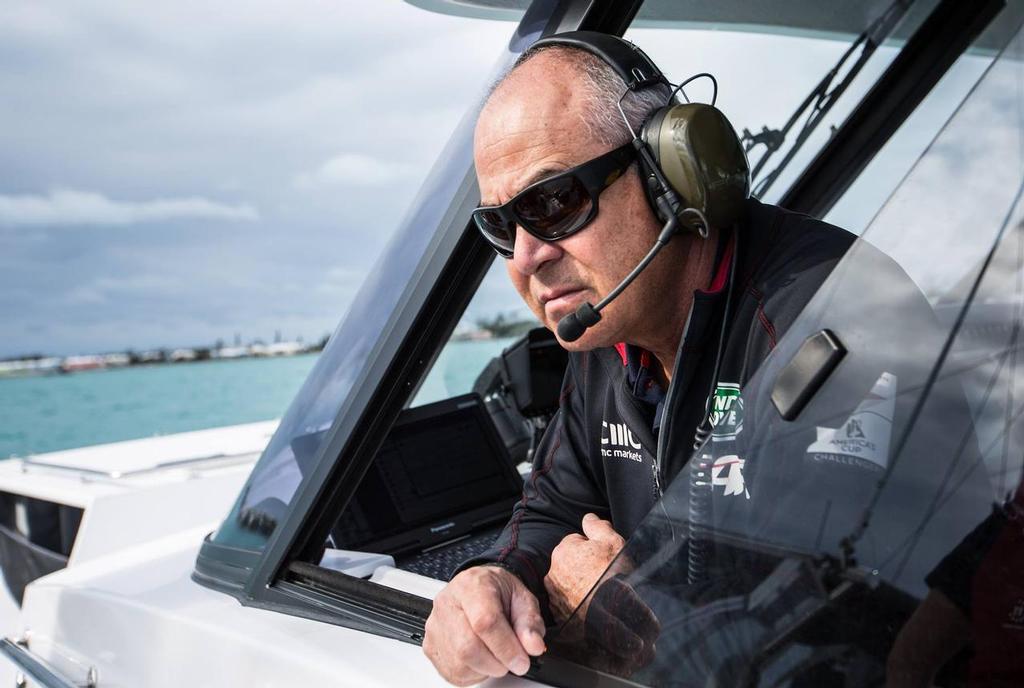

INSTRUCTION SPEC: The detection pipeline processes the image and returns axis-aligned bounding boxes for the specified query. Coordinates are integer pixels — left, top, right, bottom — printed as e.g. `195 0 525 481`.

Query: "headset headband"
530 31 669 92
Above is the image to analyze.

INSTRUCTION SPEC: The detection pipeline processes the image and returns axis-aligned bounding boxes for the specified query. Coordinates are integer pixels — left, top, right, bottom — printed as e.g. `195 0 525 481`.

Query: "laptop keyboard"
399 530 501 581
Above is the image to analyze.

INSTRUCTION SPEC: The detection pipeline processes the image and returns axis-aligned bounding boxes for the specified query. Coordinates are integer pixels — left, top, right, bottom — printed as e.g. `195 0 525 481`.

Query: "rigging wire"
884 353 1024 573
840 175 1024 568
886 391 1024 575
881 63 1024 573
742 0 911 199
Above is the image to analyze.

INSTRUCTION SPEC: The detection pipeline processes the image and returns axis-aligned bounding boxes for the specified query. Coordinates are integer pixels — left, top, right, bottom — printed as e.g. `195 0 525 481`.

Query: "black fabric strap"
531 30 667 90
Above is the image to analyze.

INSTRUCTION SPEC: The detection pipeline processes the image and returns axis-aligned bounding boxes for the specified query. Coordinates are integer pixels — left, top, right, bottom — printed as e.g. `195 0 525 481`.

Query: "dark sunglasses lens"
473 209 515 255
514 176 591 239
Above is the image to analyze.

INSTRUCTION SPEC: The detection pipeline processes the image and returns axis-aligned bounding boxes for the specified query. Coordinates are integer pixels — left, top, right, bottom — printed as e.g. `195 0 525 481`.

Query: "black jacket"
463 199 998 685
465 198 858 600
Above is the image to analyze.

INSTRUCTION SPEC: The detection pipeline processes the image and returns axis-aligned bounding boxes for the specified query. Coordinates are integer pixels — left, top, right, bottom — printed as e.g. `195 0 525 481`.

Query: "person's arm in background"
887 502 1013 688
886 589 970 688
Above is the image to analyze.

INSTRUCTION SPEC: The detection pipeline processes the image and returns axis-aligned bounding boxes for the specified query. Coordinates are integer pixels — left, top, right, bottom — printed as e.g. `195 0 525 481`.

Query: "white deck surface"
0 424 272 644
17 527 540 687
0 423 544 687
0 421 277 507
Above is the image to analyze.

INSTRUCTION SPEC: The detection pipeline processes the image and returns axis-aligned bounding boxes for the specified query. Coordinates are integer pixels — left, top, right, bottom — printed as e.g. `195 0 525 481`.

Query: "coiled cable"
687 226 739 585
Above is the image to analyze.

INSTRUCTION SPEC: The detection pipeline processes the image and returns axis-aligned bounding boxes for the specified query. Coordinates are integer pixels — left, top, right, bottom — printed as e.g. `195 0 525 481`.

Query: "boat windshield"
545 15 1024 685
207 16 533 550
210 0 961 554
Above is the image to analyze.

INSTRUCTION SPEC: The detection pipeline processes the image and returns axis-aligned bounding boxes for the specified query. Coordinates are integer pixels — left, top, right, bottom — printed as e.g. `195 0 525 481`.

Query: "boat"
2 0 1024 685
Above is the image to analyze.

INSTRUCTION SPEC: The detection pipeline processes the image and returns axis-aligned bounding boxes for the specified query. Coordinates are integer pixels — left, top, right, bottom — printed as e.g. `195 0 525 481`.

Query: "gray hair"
489 44 673 146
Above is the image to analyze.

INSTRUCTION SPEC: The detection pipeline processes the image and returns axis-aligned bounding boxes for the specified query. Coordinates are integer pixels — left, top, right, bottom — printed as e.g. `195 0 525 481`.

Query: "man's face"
474 54 680 351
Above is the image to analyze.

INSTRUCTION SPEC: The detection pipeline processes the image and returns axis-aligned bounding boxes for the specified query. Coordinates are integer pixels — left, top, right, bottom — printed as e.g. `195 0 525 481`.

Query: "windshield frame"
192 0 646 611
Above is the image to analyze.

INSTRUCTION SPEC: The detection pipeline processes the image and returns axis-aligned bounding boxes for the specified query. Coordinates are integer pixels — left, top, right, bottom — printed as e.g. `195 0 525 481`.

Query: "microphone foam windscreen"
557 313 587 342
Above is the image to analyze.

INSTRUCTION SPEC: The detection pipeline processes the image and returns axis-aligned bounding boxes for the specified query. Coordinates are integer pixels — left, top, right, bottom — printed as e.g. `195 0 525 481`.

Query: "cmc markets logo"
710 382 743 441
601 420 643 462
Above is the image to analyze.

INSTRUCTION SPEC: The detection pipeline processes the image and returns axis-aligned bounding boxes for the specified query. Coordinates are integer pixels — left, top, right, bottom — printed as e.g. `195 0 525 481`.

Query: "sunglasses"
472 141 636 258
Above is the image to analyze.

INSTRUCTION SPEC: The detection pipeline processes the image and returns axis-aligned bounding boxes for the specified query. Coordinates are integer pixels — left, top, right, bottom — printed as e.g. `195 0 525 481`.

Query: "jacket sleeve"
458 358 609 609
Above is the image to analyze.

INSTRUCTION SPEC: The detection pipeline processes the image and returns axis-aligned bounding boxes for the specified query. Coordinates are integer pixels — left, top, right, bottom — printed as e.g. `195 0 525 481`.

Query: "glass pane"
548 11 1024 686
210 16 530 551
626 0 940 215
412 260 538 406
828 1 1024 233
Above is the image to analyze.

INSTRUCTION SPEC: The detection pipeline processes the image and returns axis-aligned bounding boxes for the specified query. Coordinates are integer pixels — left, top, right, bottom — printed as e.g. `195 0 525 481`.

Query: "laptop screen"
331 394 522 552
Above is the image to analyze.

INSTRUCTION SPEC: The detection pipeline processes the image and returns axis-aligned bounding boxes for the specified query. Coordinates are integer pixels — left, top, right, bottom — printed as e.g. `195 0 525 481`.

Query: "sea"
0 339 509 459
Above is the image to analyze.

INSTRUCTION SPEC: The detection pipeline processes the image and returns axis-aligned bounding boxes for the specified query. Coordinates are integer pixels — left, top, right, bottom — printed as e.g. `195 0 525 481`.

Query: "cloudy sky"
1 1 995 359
0 1 512 358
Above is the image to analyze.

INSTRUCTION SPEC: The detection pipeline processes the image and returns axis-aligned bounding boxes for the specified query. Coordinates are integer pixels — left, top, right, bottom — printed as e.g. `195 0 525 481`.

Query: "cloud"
0 188 259 227
863 52 1024 300
292 152 417 189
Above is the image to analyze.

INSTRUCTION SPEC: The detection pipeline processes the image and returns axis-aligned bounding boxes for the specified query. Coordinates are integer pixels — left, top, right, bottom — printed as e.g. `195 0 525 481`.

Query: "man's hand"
423 565 546 686
544 513 626 624
545 515 659 677
581 576 660 677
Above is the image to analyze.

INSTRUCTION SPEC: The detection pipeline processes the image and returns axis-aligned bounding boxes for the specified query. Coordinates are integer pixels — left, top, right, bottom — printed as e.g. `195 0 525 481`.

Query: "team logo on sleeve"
710 382 744 441
806 372 896 472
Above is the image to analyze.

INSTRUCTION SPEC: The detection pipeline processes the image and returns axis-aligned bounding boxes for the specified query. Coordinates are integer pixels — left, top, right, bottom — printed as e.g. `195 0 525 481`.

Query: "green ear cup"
642 103 750 231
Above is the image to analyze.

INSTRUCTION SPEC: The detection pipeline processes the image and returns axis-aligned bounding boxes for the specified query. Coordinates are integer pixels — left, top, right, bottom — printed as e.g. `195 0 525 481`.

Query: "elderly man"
422 32 854 685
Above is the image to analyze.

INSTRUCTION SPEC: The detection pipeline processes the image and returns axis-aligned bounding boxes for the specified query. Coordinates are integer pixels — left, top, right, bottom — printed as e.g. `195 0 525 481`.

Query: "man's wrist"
478 560 525 582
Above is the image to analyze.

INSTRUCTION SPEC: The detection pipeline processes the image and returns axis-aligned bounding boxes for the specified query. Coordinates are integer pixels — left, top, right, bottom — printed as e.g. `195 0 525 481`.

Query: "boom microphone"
556 302 602 342
556 205 705 343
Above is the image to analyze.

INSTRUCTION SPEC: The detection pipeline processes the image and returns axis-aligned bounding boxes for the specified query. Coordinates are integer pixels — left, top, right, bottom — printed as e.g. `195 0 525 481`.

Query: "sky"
0 1 998 359
0 1 512 358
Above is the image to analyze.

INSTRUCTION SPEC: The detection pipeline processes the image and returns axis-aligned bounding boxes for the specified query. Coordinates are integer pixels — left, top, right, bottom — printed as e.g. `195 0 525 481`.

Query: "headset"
529 31 750 237
526 31 750 343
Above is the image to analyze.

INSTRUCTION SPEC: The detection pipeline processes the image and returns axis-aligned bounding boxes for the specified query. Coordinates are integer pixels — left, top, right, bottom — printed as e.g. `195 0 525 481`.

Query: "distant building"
135 350 166 364
0 358 62 378
61 355 105 372
101 353 131 368
251 342 305 357
212 346 250 359
169 349 198 362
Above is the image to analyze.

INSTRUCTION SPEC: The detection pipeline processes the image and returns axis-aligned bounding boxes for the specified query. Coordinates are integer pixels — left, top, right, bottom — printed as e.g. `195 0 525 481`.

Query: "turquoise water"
414 338 512 407
0 340 510 459
0 355 319 458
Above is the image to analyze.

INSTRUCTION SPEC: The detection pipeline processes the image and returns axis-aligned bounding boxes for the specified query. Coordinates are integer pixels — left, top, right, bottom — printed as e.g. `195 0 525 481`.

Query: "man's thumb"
581 512 620 543
509 585 546 656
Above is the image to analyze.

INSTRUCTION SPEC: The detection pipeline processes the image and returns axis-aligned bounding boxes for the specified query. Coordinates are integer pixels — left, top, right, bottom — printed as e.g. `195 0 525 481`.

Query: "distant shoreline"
0 343 323 380
2 351 325 380
1 339 508 459
2 318 537 380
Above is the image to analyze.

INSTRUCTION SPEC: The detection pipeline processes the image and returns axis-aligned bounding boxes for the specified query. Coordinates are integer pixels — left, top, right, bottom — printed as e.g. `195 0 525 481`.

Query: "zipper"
654 313 694 497
614 372 663 502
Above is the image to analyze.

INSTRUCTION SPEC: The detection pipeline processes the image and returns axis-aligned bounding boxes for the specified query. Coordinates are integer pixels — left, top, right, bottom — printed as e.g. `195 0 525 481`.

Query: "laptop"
329 393 524 581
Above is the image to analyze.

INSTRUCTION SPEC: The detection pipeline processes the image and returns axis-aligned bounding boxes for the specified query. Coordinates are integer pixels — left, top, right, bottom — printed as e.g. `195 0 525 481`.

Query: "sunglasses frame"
472 141 637 258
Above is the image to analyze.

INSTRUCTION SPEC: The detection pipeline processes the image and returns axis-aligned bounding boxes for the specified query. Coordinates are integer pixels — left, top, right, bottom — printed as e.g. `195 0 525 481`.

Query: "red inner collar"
613 232 735 366
702 232 735 295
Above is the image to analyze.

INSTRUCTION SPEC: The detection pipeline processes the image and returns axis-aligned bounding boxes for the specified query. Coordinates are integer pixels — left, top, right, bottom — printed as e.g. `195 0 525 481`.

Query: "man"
422 34 856 685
